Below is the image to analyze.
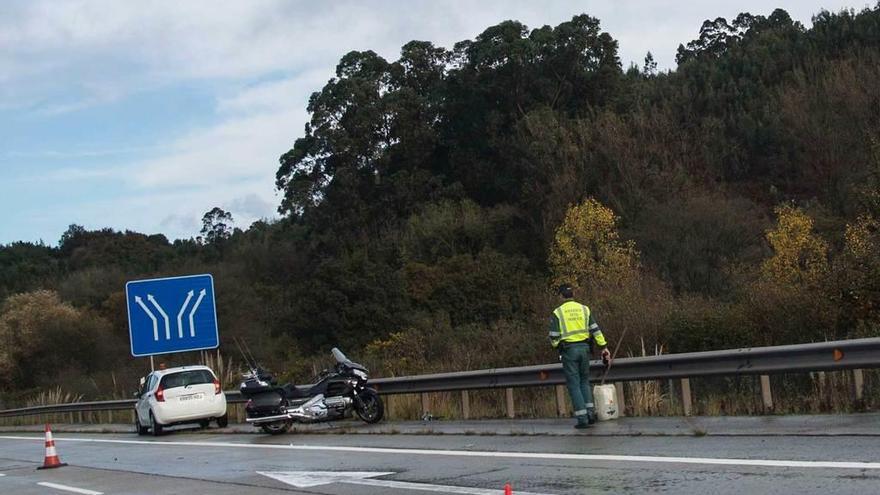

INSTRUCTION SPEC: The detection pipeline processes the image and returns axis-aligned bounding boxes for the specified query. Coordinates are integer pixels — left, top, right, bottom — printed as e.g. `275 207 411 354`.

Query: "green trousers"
560 341 594 418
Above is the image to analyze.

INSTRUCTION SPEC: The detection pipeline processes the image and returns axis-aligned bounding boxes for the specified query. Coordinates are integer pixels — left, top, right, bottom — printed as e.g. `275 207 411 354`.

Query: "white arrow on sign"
147 294 171 340
176 290 194 339
257 471 552 495
187 288 206 337
134 296 159 341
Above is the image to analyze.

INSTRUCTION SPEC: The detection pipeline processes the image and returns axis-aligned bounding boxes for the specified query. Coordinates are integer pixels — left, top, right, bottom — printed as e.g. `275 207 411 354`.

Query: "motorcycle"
239 348 384 434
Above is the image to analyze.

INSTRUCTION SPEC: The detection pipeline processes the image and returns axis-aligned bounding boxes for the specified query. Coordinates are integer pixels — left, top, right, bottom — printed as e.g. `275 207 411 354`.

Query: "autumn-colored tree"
549 198 639 291
835 215 880 336
760 205 828 288
0 290 116 389
744 205 834 345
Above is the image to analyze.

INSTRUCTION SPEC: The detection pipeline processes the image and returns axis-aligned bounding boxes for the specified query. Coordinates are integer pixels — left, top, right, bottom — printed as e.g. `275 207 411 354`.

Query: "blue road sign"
125 274 219 357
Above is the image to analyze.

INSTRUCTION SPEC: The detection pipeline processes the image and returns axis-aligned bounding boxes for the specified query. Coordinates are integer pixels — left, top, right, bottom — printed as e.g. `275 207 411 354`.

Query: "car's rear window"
160 370 215 389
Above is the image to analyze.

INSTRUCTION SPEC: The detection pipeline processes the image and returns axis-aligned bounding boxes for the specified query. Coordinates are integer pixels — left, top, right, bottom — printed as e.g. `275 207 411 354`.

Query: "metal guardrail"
370 337 880 394
2 337 878 418
0 394 248 418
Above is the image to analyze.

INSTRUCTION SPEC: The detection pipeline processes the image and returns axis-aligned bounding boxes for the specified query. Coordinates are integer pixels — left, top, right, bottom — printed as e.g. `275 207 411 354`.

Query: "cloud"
216 72 327 116
3 145 160 160
0 1 583 112
128 100 309 189
228 193 276 220
159 213 200 235
57 178 279 240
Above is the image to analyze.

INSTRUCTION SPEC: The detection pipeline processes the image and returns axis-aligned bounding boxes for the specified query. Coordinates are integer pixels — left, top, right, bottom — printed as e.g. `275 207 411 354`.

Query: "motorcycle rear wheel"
261 420 292 435
355 388 384 424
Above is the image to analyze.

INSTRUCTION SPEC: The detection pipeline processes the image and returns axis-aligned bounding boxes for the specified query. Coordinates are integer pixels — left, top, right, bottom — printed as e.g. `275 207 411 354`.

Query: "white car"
134 365 228 436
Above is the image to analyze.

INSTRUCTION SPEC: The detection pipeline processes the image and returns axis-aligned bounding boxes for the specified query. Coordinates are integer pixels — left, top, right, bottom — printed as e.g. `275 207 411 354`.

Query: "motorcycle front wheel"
260 420 292 435
354 388 384 424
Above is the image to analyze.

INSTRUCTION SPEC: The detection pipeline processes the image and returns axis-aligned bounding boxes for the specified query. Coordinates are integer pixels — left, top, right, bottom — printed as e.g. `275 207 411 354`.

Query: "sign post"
125 274 219 358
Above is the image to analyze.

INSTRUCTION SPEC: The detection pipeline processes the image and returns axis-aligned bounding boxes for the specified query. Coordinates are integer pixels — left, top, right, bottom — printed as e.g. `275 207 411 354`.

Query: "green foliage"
834 215 880 336
631 193 765 295
58 224 173 271
200 207 234 245
665 296 749 353
0 242 59 300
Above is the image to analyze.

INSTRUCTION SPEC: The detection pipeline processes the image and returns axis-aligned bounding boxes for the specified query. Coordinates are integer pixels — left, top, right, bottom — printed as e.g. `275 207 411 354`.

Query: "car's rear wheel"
149 411 163 436
216 414 229 428
134 411 148 436
260 420 291 435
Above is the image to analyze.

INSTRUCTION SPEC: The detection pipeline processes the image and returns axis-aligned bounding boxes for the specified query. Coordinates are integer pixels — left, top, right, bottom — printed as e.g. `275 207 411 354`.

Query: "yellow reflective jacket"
549 300 608 349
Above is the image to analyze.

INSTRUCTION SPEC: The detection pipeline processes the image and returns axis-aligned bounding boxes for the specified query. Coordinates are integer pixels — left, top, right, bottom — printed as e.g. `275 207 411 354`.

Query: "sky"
0 0 867 245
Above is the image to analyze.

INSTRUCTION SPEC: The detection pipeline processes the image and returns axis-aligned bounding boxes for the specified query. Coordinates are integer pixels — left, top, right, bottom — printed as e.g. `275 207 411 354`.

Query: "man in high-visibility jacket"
549 283 611 429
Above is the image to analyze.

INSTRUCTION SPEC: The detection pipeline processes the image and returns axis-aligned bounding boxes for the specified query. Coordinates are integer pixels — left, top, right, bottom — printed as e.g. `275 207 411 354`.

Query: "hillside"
2 6 880 400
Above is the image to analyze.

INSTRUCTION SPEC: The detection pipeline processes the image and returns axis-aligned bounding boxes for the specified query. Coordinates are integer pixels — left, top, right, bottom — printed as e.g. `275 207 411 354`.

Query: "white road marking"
259 470 549 495
0 473 6 476
36 482 103 495
259 470 394 488
1 435 878 470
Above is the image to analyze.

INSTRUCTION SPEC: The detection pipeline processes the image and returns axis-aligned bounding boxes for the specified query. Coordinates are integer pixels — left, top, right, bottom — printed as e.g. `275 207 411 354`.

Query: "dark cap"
557 283 574 298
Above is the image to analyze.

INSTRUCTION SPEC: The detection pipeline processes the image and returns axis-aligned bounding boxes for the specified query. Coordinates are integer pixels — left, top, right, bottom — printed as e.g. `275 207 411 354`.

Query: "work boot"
574 416 591 429
587 409 598 425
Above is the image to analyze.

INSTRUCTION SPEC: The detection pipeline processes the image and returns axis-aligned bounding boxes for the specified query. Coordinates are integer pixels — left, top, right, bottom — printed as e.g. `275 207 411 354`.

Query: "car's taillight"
213 378 221 395
156 385 165 402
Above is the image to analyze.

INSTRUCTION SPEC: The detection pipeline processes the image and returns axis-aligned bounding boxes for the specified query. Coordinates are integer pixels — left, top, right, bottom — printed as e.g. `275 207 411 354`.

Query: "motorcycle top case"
241 377 284 411
240 376 275 395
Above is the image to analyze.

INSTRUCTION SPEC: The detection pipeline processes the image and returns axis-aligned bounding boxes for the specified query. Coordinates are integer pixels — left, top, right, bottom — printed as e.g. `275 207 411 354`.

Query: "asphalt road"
1 418 879 494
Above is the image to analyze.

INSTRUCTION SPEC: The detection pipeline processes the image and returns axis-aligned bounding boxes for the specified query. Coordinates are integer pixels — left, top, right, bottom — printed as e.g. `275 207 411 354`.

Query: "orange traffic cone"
504 482 513 495
37 424 67 470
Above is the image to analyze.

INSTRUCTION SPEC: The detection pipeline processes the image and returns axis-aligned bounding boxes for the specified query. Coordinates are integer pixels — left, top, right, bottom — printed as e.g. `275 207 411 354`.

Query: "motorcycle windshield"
331 347 367 372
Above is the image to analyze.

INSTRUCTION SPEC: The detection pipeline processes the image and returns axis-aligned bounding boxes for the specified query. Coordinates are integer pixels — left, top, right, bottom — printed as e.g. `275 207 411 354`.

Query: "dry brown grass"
623 338 669 416
203 351 241 389
25 387 82 407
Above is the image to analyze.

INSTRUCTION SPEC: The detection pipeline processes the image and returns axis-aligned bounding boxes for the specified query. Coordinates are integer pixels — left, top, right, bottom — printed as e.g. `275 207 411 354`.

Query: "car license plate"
179 393 204 402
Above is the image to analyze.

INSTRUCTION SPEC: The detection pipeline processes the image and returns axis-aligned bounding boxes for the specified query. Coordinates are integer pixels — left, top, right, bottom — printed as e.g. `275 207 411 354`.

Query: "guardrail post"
817 371 829 410
853 369 865 409
614 382 626 417
421 393 429 418
555 385 567 417
505 388 515 419
760 375 773 412
681 378 693 416
461 391 470 420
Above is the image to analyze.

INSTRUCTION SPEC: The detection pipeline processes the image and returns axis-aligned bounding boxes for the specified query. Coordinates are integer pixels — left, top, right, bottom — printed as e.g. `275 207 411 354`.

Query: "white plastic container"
592 384 620 421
